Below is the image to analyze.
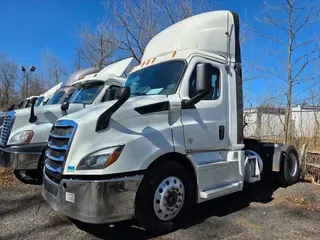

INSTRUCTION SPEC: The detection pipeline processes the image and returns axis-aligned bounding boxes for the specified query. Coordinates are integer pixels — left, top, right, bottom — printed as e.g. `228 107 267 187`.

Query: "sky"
0 0 319 106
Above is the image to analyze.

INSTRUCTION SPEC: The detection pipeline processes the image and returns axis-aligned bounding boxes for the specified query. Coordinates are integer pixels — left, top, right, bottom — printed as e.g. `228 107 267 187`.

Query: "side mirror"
182 63 212 108
61 101 70 111
29 98 38 123
104 89 117 101
115 87 130 101
95 87 131 132
196 63 212 94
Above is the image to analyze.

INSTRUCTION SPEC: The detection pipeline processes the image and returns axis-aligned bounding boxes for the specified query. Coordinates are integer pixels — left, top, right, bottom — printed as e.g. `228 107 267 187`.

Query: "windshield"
69 82 104 104
46 91 65 105
35 96 44 106
125 60 185 96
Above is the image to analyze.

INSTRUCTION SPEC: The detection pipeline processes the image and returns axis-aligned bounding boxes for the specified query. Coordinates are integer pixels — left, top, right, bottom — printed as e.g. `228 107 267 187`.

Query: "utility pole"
20 65 36 98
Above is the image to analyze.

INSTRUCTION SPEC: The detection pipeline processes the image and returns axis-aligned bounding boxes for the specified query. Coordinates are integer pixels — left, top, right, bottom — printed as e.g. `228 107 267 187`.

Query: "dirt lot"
1 169 320 240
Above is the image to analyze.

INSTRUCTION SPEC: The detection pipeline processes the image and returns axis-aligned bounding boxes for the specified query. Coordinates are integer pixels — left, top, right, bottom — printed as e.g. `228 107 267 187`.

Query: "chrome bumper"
42 173 143 224
0 144 44 170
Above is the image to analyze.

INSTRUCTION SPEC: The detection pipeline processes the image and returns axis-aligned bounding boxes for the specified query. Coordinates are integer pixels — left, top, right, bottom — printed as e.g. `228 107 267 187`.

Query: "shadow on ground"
73 176 281 240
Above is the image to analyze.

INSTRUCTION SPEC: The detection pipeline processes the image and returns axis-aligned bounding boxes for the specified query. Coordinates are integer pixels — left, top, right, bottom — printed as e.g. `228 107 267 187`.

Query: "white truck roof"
40 82 62 98
132 10 237 74
26 95 39 100
72 58 133 88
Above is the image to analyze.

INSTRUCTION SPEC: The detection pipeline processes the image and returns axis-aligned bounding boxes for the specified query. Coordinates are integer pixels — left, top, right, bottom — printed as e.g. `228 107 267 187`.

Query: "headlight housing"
77 145 124 170
10 130 34 145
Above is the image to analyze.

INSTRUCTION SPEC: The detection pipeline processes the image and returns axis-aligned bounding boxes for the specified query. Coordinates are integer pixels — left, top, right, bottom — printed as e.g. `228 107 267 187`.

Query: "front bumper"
0 143 46 170
42 172 143 224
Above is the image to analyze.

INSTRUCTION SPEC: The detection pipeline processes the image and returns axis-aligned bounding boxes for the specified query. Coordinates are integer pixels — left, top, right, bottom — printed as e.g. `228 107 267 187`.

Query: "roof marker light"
152 57 156 63
172 51 177 57
146 59 150 65
141 61 145 67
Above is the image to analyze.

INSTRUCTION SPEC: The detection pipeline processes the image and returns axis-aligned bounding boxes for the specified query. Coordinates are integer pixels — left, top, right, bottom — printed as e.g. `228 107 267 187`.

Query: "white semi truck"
0 58 132 183
42 11 300 235
35 82 63 107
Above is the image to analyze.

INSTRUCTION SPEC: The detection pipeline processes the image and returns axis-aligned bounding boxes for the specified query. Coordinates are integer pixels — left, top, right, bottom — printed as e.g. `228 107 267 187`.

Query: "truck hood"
59 95 169 126
8 104 87 145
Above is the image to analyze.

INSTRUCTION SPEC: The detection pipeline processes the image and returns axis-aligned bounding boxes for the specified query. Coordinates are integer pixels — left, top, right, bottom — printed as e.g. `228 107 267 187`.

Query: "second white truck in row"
0 58 132 183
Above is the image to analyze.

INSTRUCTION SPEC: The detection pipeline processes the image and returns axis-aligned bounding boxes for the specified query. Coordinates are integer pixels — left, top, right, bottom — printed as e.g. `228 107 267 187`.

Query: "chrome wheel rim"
153 176 185 221
288 153 298 177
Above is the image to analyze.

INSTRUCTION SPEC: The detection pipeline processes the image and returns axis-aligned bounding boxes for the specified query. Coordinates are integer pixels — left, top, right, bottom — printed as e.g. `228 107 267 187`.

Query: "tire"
278 145 300 186
134 160 195 236
14 169 43 185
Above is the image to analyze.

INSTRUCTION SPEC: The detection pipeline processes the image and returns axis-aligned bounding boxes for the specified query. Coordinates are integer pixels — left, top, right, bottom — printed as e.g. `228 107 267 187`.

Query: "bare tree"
103 0 214 63
76 24 117 70
0 53 18 109
29 73 48 96
248 0 320 143
43 50 68 85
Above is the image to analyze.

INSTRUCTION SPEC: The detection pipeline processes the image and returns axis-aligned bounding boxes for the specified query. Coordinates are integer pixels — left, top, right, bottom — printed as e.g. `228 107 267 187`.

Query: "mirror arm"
181 89 210 109
29 100 37 123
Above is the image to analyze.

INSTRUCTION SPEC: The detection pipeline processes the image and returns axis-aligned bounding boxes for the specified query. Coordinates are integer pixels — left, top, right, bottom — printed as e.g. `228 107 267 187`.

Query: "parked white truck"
0 58 132 183
35 82 63 107
42 11 300 235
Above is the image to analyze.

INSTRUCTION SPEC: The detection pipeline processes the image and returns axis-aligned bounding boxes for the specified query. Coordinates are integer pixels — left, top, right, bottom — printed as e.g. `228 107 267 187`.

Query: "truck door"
181 59 229 152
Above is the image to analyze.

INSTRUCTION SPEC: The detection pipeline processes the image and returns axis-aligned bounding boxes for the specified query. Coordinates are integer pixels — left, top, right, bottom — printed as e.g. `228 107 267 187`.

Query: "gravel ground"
0 171 320 240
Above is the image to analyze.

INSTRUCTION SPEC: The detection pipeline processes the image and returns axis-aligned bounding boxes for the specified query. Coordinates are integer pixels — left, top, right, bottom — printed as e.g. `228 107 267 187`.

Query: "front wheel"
134 160 195 236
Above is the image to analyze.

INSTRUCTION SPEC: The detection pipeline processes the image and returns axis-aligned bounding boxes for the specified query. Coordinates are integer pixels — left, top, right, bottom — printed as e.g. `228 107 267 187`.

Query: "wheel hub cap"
153 176 185 221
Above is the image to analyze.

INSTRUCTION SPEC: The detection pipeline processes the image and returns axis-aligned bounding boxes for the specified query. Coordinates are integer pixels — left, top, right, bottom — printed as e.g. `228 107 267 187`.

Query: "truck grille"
0 111 15 146
44 120 77 183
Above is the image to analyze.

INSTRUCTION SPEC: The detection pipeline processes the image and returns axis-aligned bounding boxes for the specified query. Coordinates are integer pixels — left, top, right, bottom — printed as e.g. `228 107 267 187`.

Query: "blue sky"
0 0 319 106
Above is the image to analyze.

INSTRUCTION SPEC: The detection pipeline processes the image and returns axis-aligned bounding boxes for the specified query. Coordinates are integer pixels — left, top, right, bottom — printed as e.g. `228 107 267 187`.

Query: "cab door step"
200 181 242 199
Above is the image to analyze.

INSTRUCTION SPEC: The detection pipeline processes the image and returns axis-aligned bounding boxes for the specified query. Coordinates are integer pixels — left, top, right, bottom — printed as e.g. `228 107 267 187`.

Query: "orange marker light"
172 51 177 57
141 61 145 67
146 59 150 65
152 57 156 63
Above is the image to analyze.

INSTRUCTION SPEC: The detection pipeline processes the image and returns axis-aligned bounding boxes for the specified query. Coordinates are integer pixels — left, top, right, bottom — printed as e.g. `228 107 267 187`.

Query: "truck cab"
42 11 300 235
0 58 132 183
35 82 63 107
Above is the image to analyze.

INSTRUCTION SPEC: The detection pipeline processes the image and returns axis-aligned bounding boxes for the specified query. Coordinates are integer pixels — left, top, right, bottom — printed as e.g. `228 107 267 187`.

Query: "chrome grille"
45 120 77 183
0 111 15 146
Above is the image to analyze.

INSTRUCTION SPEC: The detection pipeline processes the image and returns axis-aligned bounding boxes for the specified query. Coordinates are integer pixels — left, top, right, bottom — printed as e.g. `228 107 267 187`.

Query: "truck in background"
35 82 63 107
0 58 132 184
42 11 300 235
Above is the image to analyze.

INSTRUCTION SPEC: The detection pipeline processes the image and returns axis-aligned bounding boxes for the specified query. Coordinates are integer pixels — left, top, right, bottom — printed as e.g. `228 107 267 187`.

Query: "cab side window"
102 85 120 102
189 64 220 100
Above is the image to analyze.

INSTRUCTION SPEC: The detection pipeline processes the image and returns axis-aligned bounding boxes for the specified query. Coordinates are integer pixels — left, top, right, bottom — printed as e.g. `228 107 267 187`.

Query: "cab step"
200 181 242 199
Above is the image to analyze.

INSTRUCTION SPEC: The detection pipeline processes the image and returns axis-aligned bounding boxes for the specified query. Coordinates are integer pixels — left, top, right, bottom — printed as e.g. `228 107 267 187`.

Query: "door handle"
219 125 225 140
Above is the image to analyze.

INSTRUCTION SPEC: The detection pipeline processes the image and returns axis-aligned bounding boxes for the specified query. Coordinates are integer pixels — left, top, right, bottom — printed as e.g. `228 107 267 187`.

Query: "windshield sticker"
147 88 163 95
67 166 75 172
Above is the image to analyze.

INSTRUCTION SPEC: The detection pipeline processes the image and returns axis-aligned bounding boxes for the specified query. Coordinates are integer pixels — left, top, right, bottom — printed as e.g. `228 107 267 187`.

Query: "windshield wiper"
131 92 147 96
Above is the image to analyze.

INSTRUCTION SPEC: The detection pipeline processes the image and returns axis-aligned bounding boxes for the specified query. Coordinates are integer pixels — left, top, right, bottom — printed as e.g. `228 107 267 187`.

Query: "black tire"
13 169 43 185
278 145 300 186
134 160 195 236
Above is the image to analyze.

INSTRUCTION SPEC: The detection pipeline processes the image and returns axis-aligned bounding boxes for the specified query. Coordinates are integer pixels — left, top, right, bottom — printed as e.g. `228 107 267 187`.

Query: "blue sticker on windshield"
67 166 75 172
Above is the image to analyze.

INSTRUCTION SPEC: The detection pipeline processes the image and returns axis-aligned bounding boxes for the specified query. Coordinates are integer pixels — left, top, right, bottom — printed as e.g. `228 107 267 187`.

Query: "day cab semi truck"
0 68 97 143
0 58 132 183
35 82 63 107
42 11 300 235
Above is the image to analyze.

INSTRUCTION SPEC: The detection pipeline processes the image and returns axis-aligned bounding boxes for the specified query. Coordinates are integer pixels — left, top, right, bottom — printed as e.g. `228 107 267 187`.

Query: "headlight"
10 130 34 145
77 145 124 170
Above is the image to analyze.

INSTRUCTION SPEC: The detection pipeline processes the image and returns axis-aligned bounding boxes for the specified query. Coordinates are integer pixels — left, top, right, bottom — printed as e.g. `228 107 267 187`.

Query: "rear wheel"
134 160 195 236
278 146 300 186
